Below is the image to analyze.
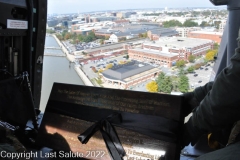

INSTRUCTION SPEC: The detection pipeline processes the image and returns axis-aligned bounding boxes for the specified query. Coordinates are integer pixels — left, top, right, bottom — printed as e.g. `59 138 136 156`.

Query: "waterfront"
40 36 84 112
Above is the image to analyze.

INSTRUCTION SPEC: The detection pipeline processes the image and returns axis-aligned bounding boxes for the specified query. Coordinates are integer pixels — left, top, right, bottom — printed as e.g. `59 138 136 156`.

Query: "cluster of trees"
163 19 222 29
163 20 182 28
205 49 218 61
138 33 148 38
96 35 110 44
163 20 198 28
56 31 101 43
46 29 55 34
146 72 189 93
176 60 186 68
175 55 197 68
144 10 227 18
200 21 221 29
205 43 219 61
78 31 96 43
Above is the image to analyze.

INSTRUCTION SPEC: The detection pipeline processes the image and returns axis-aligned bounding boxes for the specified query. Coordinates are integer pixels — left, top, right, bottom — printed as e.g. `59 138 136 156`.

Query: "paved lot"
81 55 127 80
187 63 214 89
80 54 214 92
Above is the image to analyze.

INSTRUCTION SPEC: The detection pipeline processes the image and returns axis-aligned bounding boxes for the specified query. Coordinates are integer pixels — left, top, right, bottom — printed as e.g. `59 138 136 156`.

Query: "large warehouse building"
128 37 213 67
101 61 161 89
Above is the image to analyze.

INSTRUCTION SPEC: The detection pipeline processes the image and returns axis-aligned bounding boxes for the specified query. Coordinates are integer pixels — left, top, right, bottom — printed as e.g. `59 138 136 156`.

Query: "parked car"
194 74 198 77
205 68 209 71
198 80 202 83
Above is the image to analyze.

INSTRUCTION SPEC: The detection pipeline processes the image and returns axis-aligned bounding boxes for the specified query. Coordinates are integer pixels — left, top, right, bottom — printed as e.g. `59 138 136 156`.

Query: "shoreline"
51 34 94 86
52 34 75 62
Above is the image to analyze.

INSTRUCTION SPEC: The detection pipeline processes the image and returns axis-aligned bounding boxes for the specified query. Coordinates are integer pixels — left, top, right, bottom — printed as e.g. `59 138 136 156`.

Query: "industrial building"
188 31 223 44
101 61 161 89
128 37 213 67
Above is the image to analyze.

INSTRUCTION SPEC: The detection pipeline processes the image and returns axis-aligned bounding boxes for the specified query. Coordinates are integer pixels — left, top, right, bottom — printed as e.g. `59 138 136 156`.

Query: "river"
40 35 84 112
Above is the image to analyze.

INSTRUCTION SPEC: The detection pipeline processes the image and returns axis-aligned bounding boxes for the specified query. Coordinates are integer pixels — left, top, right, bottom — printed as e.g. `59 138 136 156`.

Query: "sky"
48 0 220 14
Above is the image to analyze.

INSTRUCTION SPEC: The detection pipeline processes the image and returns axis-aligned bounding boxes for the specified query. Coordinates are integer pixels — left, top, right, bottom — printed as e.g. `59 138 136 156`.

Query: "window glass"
41 0 227 111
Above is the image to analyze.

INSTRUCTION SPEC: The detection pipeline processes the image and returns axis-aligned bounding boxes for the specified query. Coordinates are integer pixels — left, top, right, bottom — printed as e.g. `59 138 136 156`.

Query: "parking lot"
81 55 128 80
81 54 214 92
75 41 100 51
187 63 213 89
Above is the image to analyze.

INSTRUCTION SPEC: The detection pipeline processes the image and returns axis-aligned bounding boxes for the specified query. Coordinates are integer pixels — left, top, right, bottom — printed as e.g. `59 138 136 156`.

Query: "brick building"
129 49 179 67
128 37 213 67
101 61 161 89
188 31 223 44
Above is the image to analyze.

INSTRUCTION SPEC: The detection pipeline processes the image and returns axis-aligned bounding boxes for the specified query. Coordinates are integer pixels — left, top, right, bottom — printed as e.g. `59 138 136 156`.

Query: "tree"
163 20 182 28
178 75 189 93
213 43 219 50
200 21 209 27
98 68 104 73
188 55 196 63
100 39 104 45
126 55 129 59
143 32 148 38
88 31 96 41
82 51 88 55
156 72 166 92
138 33 143 38
187 66 195 73
105 36 110 40
161 76 173 94
178 68 187 76
46 29 55 34
119 61 126 65
176 60 186 68
61 30 68 38
146 81 158 92
156 73 173 93
171 76 179 91
64 33 71 40
205 50 218 61
106 64 113 69
56 34 63 40
214 21 221 29
194 63 202 70
183 20 198 27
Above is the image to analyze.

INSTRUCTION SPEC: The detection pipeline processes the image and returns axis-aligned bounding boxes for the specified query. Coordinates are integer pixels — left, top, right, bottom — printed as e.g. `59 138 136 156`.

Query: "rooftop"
150 28 179 37
102 61 160 82
143 37 213 49
130 48 179 57
189 31 223 35
76 39 145 54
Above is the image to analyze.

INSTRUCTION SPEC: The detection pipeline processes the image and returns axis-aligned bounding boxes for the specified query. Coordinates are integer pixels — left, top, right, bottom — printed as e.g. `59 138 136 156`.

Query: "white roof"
131 48 178 58
143 37 213 49
190 31 222 36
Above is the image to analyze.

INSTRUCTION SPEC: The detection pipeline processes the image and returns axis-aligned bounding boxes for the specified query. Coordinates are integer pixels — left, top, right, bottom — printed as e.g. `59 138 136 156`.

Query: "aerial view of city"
41 0 227 110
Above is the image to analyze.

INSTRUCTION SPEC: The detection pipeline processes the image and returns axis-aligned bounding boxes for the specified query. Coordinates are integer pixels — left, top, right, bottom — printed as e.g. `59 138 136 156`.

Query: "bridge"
44 52 65 57
45 46 62 50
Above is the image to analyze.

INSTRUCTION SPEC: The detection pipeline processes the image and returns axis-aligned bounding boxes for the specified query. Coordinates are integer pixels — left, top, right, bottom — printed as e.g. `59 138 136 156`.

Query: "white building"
109 34 119 43
176 27 200 37
219 20 227 33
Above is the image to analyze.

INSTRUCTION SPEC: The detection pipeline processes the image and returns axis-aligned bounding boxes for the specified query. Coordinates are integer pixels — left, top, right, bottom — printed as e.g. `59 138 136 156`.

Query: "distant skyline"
48 0 224 14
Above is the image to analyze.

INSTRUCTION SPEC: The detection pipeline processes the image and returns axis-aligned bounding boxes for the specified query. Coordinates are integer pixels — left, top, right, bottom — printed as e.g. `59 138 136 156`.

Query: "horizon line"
48 6 227 15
